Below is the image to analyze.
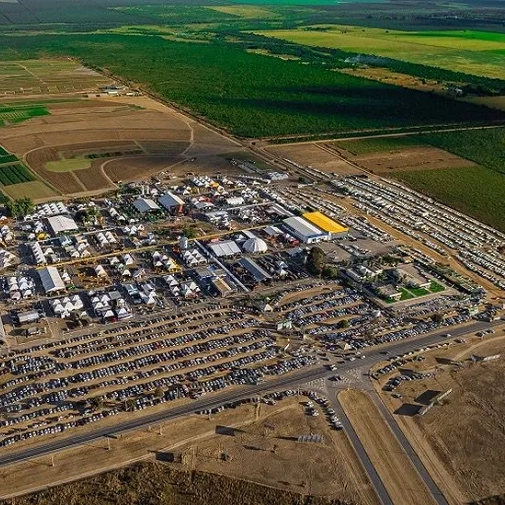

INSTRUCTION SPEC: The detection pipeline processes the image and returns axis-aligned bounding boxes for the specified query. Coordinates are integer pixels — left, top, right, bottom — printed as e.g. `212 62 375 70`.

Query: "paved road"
331 397 393 505
0 319 499 494
369 394 448 505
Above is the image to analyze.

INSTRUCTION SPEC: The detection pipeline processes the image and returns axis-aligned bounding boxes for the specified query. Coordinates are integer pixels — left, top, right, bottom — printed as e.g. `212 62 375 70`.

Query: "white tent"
243 237 268 254
39 266 65 293
95 265 107 278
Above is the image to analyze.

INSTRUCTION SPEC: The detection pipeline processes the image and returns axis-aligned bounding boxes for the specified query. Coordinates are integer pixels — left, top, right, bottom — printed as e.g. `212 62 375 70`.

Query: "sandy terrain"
185 400 378 504
104 155 187 182
0 94 241 199
349 147 477 174
0 397 377 505
378 335 505 504
265 143 363 175
339 389 436 505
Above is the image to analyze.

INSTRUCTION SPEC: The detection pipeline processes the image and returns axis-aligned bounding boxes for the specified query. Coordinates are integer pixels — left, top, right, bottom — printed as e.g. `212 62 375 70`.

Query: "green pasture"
334 136 422 155
45 158 92 172
256 26 505 79
419 127 505 176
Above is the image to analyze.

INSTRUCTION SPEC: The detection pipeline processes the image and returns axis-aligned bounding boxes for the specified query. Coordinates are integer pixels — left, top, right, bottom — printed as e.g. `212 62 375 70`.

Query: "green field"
0 34 502 138
392 165 505 233
399 288 415 301
110 5 237 24
2 180 57 200
429 281 445 293
420 127 505 175
408 287 430 297
256 26 505 80
0 154 18 164
45 158 92 172
334 136 422 155
207 5 279 19
0 103 49 125
0 163 35 185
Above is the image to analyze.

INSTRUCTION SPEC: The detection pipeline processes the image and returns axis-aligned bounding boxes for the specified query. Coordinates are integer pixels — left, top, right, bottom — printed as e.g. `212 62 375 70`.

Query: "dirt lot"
0 82 241 199
265 143 363 175
339 389 436 505
104 155 187 182
330 144 476 174
378 334 505 504
0 59 113 97
0 397 376 505
185 400 377 504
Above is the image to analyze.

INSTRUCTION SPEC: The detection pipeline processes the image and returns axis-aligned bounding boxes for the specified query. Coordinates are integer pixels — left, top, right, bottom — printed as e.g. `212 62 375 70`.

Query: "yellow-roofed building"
303 211 349 239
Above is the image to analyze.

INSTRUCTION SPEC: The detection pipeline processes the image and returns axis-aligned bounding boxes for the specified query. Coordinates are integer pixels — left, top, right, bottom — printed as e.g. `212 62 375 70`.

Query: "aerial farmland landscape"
0 1 505 504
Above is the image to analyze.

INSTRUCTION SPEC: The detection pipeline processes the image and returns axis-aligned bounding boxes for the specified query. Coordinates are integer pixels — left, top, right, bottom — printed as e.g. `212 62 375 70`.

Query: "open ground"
0 91 241 200
0 397 377 505
376 333 505 504
0 59 112 97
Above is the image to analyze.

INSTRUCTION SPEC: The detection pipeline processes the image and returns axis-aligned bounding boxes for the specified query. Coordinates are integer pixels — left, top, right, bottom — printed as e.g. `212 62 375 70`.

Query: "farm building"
208 240 241 258
47 215 78 235
39 266 66 294
158 192 185 213
211 277 233 297
238 257 272 283
282 216 328 244
302 212 349 239
17 310 40 325
395 268 431 289
133 198 160 214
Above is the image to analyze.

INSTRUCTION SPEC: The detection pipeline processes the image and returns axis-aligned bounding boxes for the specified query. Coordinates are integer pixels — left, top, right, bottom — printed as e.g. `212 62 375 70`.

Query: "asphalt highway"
370 394 448 505
0 318 499 498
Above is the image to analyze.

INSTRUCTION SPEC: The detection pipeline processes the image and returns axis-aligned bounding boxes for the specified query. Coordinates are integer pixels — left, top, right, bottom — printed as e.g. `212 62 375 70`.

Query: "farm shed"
302 212 349 239
208 240 241 258
17 310 40 325
133 198 160 214
282 216 328 244
39 266 65 294
238 257 272 283
158 192 185 213
211 277 233 297
47 215 79 235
